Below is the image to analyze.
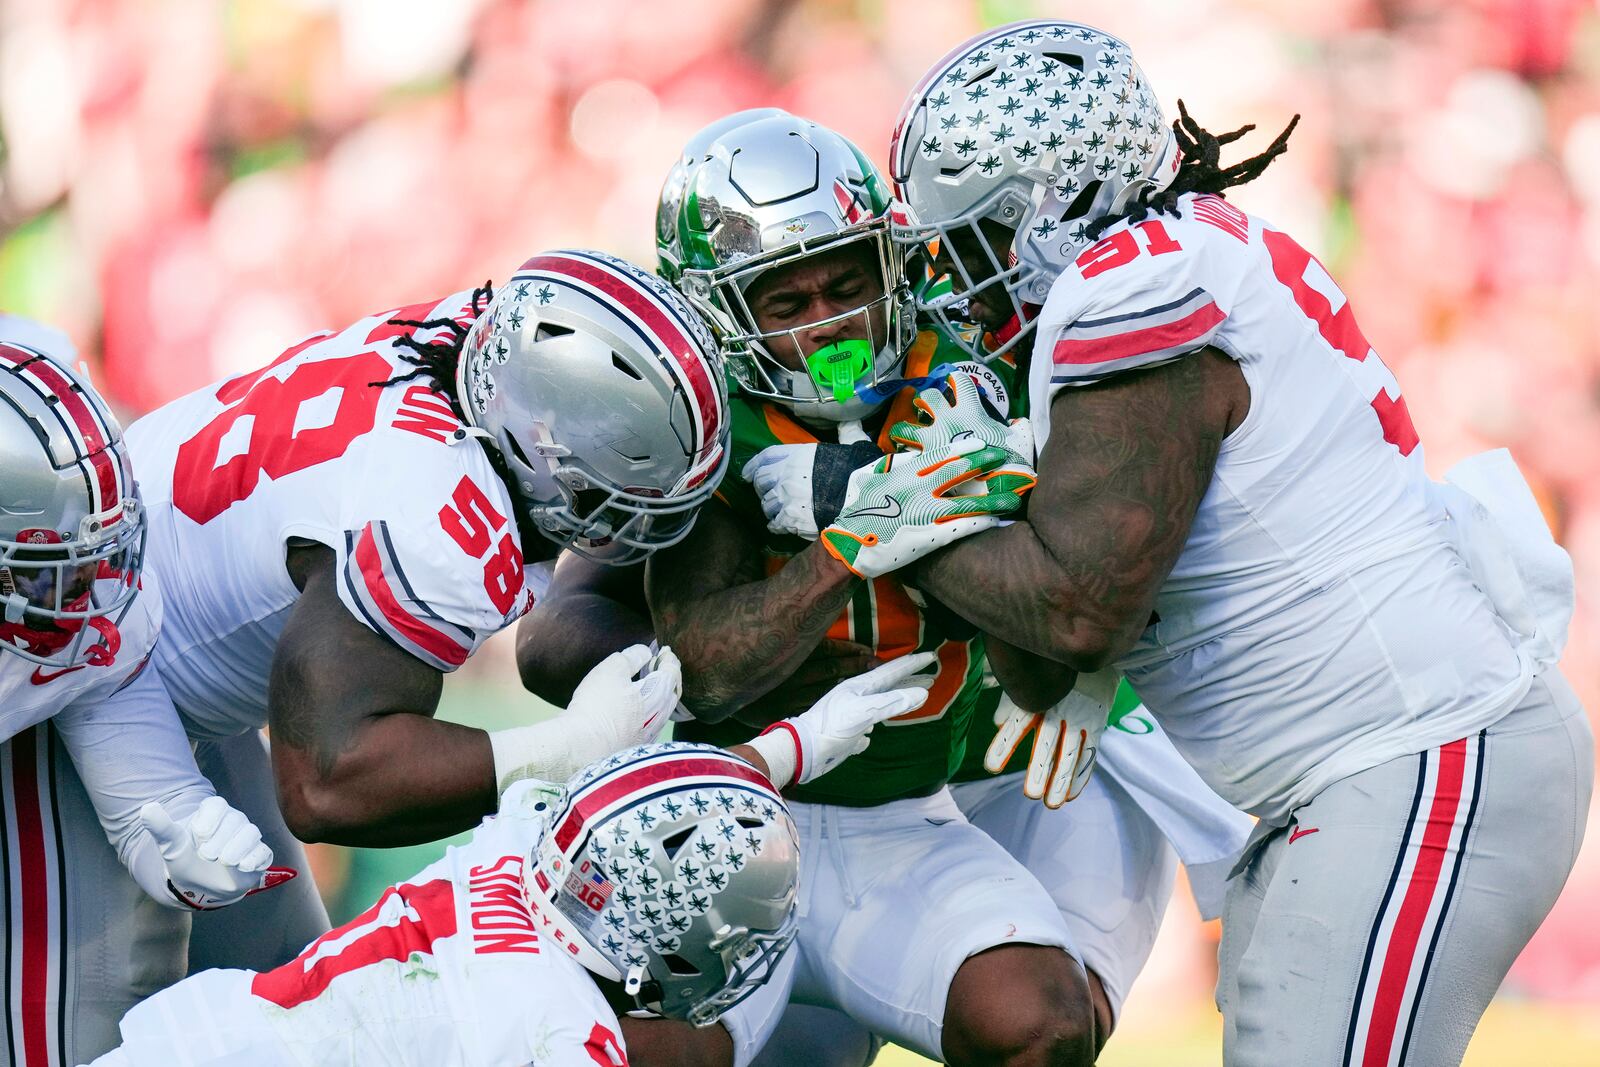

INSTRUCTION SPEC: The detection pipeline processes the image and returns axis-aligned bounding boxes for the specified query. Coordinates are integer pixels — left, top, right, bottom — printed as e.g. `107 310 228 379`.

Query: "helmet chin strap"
81 614 121 667
449 425 497 447
624 962 648 997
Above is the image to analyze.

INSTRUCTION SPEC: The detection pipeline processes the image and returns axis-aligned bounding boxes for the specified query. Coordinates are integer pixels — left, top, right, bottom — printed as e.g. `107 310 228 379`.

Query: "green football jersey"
678 325 1023 805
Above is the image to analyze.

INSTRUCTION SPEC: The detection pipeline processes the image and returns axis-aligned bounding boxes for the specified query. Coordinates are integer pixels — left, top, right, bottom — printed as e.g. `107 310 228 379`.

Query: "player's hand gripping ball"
819 439 1036 578
889 371 1035 495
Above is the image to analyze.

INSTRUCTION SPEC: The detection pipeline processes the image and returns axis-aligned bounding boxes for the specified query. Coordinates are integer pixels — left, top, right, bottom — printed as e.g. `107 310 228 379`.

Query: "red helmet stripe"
0 343 122 519
520 254 722 448
555 755 775 851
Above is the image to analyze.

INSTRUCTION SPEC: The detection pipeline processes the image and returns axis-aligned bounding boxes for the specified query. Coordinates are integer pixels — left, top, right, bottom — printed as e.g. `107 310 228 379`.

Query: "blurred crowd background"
3 0 1599 1061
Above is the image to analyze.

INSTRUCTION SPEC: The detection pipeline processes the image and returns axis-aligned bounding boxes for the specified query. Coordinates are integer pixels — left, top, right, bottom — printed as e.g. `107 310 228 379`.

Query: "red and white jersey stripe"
1343 733 1485 1067
1 727 67 1067
1027 193 1528 821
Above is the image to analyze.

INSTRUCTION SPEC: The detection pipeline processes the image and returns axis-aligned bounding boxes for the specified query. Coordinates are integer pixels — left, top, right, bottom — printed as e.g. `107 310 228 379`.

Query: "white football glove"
744 443 819 539
751 651 938 788
140 795 296 910
490 644 680 794
984 669 1121 808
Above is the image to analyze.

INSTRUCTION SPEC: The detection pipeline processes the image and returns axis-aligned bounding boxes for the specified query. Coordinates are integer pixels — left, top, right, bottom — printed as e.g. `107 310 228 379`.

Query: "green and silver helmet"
670 113 919 423
657 109 788 284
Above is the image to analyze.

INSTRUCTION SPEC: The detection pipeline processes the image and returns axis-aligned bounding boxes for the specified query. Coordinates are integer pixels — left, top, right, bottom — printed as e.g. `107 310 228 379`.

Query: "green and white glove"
889 371 1034 495
819 439 1035 578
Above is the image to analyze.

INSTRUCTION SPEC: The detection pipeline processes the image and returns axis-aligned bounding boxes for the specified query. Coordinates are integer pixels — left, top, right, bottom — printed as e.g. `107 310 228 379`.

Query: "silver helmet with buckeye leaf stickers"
0 320 144 669
456 250 730 565
889 20 1180 361
525 742 799 1027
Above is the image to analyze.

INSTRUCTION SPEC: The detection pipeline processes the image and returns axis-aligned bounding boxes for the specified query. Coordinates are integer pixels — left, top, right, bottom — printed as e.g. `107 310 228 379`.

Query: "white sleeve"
51 660 217 905
333 446 534 672
1036 215 1235 390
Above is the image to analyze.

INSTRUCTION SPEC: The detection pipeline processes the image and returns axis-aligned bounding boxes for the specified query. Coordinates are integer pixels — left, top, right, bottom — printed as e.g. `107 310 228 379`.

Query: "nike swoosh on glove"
820 440 1036 578
984 669 1121 808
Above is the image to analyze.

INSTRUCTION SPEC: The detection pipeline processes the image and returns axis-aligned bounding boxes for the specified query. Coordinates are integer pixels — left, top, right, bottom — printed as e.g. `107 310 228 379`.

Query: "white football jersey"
127 293 538 738
0 572 161 742
1029 194 1530 821
97 783 626 1067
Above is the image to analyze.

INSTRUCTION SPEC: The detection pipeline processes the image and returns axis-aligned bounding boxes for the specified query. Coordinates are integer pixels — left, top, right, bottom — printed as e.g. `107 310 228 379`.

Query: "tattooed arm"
914 349 1247 671
268 544 498 847
646 499 862 721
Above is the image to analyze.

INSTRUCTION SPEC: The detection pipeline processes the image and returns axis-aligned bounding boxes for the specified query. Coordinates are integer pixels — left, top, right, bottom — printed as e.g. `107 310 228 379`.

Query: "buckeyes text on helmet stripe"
518 252 723 452
0 344 124 525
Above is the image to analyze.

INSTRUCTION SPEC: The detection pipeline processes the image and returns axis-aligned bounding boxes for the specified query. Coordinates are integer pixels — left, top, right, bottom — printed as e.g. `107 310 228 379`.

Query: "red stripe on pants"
11 728 52 1066
1361 738 1467 1067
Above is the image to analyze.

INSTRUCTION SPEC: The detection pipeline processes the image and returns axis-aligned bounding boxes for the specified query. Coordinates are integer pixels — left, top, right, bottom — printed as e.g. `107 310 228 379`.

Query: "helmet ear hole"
661 827 696 858
659 953 702 977
611 353 644 381
1063 179 1104 221
1042 51 1085 71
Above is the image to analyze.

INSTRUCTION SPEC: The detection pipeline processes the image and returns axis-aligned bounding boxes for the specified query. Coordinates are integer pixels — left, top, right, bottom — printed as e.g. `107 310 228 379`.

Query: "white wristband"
488 718 594 796
745 724 801 791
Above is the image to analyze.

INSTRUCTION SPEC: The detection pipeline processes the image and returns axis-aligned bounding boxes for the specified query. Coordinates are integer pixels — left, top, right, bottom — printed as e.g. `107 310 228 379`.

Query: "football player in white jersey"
523 111 1252 1067
122 251 731 1026
0 316 291 1065
888 20 1593 1066
86 658 939 1067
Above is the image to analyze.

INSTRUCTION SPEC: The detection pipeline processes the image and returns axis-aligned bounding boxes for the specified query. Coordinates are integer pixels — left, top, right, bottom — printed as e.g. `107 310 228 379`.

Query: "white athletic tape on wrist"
489 717 599 795
746 724 801 791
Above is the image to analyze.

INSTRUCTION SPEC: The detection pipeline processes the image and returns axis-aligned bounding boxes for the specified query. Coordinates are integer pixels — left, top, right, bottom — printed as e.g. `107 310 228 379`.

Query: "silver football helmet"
657 108 789 284
889 20 1180 360
670 113 919 423
525 742 800 1027
456 250 730 565
0 324 143 668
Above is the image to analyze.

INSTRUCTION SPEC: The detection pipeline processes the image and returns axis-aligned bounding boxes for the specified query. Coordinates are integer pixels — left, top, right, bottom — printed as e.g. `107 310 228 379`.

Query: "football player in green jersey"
527 112 1096 1067
520 110 1263 1067
679 111 1108 1065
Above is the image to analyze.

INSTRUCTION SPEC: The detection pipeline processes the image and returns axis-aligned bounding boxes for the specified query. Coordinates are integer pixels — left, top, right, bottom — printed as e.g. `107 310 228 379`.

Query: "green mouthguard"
805 339 875 404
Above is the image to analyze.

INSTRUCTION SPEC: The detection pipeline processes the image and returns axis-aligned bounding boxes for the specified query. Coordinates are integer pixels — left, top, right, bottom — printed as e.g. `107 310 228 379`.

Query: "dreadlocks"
1086 101 1300 240
369 282 495 418
366 281 546 552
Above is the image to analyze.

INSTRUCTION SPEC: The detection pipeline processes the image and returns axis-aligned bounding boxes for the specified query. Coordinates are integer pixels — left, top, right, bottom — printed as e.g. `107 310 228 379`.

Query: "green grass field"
871 1000 1600 1066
